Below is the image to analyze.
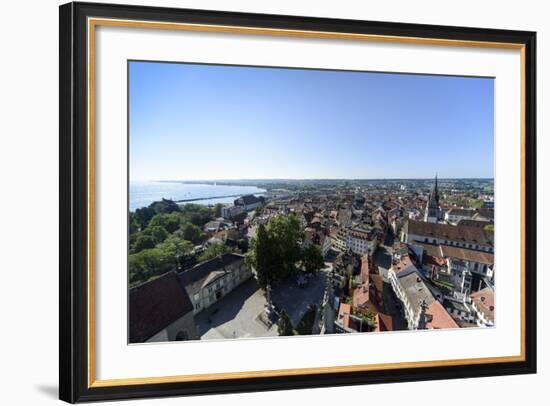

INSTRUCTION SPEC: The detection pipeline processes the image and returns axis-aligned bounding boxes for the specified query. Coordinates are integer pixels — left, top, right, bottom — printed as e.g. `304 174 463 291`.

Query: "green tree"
277 310 294 336
149 212 181 233
247 224 274 289
199 242 232 262
134 206 156 229
129 247 176 286
267 214 302 267
129 212 140 235
132 234 155 253
180 204 215 227
302 244 324 273
145 225 169 244
157 235 193 258
246 214 303 289
149 198 181 214
178 222 206 244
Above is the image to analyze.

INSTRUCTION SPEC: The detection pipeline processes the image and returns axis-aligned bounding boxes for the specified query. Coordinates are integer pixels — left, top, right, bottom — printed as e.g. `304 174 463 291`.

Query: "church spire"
433 173 439 201
424 173 441 223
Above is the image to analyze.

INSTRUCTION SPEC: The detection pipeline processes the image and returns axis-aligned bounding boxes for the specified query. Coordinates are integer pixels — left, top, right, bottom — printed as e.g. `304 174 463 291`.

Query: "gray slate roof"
178 253 245 297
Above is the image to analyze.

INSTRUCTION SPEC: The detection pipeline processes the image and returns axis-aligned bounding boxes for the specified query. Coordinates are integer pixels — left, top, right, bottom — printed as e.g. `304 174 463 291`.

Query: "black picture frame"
60 1 537 403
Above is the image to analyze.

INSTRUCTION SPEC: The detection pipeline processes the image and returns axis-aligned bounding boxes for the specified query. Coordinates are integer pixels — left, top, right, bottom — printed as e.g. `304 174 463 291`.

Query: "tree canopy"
247 215 303 289
247 214 325 289
128 199 223 286
148 212 181 233
199 242 233 262
129 247 177 286
301 244 324 274
177 222 206 244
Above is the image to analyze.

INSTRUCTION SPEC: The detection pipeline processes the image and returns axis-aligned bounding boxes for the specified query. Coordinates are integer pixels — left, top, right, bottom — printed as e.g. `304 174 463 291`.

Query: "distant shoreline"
174 192 265 204
156 178 494 182
151 178 494 190
129 182 266 212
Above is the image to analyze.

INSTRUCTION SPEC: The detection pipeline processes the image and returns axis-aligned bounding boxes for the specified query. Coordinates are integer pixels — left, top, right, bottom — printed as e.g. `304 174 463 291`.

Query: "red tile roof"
440 245 494 265
375 312 393 332
129 271 194 343
406 220 494 247
425 301 459 329
352 256 371 308
470 288 495 322
338 303 352 329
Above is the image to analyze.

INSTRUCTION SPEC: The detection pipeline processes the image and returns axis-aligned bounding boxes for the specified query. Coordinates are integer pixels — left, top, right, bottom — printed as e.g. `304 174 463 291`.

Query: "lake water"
129 181 266 211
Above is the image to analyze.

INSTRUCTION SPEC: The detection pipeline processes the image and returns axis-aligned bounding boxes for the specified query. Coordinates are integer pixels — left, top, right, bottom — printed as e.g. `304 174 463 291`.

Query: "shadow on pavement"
195 278 261 335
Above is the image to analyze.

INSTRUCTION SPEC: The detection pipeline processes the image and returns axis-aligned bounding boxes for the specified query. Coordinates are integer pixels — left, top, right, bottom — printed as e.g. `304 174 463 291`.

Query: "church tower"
424 174 440 223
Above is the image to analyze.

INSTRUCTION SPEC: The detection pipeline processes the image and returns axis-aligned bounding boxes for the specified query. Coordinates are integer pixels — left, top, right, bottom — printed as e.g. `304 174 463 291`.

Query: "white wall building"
346 230 373 255
179 253 252 314
220 205 244 219
444 208 476 224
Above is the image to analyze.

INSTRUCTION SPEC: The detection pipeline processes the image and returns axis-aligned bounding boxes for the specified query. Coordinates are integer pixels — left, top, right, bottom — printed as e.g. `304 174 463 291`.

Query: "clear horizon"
130 62 494 182
138 176 494 182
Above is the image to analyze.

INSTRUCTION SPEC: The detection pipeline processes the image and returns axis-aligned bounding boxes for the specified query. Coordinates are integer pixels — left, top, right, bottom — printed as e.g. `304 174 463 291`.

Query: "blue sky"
129 61 494 181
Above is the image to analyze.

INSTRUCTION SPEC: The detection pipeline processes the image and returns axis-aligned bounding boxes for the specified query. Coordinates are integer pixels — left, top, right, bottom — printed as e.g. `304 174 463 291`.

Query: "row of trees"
246 214 325 289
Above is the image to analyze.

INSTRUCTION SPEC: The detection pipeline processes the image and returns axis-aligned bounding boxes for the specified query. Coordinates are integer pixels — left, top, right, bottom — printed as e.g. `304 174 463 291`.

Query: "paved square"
195 269 329 340
195 278 277 340
270 270 329 326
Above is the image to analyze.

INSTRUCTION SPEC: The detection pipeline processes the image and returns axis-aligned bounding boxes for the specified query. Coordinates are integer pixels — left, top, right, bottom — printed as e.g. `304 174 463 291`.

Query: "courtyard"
195 278 277 340
195 268 330 340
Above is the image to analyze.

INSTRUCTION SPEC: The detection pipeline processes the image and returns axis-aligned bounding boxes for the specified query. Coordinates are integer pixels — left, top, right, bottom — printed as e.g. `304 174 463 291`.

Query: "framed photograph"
59 1 537 403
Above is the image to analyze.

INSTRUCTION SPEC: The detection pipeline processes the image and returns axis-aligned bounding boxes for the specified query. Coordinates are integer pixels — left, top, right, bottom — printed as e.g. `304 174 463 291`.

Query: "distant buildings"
220 194 264 219
445 208 494 225
220 205 244 219
445 208 476 224
234 194 264 211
